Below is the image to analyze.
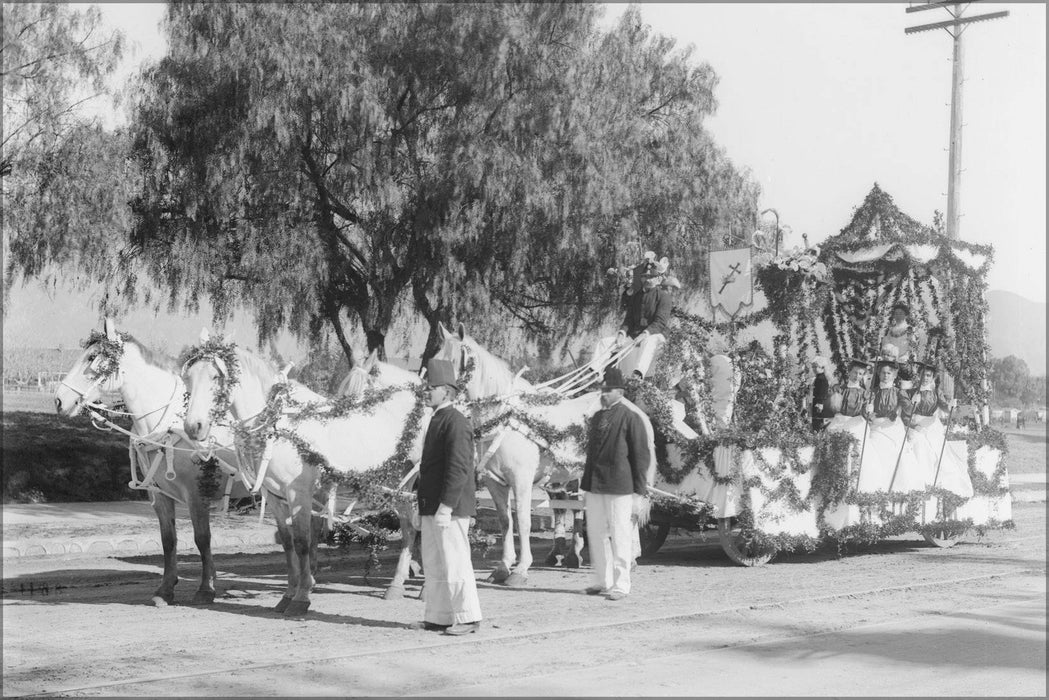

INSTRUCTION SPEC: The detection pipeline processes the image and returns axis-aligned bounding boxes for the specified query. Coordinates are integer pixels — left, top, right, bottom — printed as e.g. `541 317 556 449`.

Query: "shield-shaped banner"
709 247 753 318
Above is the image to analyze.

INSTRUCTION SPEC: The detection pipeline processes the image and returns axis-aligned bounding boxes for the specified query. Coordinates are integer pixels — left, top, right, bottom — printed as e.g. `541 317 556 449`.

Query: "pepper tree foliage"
127 3 758 365
2 3 131 307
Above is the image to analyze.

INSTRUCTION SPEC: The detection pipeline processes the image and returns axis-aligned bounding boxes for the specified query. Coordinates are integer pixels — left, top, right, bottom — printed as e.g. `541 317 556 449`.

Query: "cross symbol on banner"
718 263 742 294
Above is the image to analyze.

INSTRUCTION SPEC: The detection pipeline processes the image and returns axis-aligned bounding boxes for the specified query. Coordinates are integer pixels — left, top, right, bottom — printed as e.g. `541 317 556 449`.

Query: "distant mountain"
987 290 1046 375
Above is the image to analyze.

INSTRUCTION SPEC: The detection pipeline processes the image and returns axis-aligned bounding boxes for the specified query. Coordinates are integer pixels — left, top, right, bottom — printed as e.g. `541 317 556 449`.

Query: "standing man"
413 358 483 635
581 367 652 601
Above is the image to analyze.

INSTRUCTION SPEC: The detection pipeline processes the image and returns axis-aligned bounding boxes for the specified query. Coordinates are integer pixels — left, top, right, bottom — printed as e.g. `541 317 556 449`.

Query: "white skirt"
908 414 974 498
858 417 919 494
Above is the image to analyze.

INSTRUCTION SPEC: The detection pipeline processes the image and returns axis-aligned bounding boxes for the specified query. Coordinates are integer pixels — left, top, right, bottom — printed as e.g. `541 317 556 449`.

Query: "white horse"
435 323 631 586
182 339 425 616
54 320 240 606
334 351 425 600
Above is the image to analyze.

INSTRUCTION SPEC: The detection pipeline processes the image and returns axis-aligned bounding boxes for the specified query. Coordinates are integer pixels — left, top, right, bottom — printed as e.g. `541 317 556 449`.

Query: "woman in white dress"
905 362 973 498
859 360 918 494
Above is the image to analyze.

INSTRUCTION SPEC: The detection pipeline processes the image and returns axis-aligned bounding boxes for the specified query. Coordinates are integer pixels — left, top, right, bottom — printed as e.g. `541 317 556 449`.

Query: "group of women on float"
816 303 974 527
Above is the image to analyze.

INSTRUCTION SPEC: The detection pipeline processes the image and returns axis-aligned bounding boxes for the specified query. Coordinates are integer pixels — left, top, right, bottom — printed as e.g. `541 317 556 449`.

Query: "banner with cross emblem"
708 247 753 319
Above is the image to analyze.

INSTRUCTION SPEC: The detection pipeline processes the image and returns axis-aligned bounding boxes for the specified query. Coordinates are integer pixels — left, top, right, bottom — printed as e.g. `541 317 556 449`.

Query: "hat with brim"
426 358 458 389
601 367 627 390
913 360 936 376
845 357 873 371
874 357 900 373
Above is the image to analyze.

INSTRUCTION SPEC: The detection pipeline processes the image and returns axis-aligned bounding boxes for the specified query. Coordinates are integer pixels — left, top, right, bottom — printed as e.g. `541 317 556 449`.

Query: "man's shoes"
606 591 628 601
584 585 607 596
407 621 449 632
443 621 482 636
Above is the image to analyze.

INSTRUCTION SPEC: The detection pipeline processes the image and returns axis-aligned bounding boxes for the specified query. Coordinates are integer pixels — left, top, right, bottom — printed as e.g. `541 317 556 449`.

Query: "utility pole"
906 1 1008 241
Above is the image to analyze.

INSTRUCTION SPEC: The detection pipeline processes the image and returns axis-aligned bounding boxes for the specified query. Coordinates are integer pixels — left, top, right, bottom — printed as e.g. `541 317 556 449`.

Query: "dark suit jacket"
620 286 673 338
416 405 476 517
581 401 650 496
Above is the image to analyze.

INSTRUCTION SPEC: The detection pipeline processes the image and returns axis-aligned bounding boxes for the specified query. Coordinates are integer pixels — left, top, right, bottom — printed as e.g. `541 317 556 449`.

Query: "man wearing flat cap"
581 367 653 601
413 357 482 635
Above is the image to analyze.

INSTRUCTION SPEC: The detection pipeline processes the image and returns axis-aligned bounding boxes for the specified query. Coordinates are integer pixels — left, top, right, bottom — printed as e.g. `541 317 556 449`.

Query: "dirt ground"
2 501 1044 697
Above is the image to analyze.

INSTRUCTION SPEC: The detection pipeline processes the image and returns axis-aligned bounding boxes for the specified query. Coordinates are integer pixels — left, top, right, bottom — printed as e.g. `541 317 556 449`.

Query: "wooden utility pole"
906 1 1008 241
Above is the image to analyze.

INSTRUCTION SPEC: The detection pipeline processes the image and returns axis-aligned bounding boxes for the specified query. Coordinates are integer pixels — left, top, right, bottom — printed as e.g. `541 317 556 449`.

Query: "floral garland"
82 330 130 380
225 375 428 510
179 339 242 422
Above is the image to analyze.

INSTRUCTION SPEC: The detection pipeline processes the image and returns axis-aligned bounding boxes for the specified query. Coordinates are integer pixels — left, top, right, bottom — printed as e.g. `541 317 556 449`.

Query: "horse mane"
337 366 369 398
120 335 180 374
235 346 279 388
463 335 532 396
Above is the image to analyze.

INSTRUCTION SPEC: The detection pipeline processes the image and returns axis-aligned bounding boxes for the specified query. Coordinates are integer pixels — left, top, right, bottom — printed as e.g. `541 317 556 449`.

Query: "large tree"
2 3 130 305
127 3 758 364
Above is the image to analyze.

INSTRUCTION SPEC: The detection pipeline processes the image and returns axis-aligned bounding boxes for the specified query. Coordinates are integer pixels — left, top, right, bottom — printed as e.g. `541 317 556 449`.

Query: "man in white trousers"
412 358 483 635
581 367 652 600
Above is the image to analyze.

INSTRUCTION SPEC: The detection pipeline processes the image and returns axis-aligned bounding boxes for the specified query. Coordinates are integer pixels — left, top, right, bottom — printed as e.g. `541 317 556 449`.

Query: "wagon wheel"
922 529 961 549
717 518 776 567
638 522 670 557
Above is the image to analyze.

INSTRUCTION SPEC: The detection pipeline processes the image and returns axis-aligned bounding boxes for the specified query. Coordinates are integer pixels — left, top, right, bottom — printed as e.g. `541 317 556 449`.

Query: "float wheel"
717 518 776 567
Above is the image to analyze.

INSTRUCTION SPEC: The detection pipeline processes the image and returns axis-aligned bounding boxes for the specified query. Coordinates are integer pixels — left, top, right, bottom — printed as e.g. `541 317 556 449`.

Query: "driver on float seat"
590 251 673 382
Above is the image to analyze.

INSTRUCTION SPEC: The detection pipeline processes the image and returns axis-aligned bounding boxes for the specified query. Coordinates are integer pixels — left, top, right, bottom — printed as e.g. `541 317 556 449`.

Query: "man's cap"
426 358 458 389
601 367 627 390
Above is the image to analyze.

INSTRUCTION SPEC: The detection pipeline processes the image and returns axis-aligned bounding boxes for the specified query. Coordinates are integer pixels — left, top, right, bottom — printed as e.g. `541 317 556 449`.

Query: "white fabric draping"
952 247 989 271
834 243 895 264
903 244 940 264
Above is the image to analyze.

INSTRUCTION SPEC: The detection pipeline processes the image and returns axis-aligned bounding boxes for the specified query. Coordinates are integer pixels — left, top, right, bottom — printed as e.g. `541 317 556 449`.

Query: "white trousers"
590 333 666 378
584 492 634 595
420 515 483 626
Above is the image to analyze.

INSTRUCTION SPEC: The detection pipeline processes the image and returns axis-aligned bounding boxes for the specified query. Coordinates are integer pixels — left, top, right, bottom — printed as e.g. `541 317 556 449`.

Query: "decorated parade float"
625 184 1013 564
51 185 1016 605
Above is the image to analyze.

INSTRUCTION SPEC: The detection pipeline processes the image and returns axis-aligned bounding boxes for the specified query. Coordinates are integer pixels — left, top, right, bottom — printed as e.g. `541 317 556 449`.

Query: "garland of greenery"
179 339 242 422
195 455 223 500
82 330 130 381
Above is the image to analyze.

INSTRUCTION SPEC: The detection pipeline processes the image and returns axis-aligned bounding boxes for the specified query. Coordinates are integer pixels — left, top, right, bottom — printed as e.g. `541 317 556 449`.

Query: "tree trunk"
413 284 451 370
324 301 357 369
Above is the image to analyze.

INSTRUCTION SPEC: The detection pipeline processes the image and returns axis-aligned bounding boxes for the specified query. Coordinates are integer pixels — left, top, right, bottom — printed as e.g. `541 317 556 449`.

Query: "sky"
3 2 1046 356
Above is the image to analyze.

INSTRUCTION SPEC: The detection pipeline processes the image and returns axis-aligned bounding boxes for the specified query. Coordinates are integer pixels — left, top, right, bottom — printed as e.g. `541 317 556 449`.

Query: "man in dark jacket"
590 255 674 380
413 358 482 635
811 356 831 431
581 367 652 600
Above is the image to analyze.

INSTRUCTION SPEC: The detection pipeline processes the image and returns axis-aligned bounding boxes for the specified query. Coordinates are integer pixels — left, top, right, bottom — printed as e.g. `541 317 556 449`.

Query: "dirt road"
3 503 1045 697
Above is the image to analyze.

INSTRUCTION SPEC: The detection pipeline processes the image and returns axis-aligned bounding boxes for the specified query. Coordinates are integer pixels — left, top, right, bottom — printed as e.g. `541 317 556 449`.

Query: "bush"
1 411 146 503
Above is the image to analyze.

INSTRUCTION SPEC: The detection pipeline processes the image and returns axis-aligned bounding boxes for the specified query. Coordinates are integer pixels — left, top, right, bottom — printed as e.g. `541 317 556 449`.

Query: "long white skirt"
908 414 973 498
421 515 483 626
859 417 918 493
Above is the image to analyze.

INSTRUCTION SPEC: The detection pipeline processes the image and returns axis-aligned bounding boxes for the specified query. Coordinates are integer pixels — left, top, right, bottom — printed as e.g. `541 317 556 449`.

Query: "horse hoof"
505 572 528 588
190 591 216 606
274 596 293 613
489 563 511 584
383 586 405 601
151 596 170 607
283 600 310 617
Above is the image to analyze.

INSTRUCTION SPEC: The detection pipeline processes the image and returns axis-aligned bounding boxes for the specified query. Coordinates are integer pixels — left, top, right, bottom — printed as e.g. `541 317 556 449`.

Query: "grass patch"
1 411 147 503
1002 423 1047 474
